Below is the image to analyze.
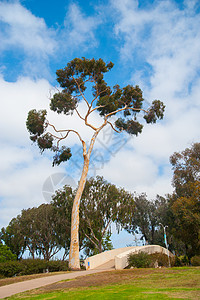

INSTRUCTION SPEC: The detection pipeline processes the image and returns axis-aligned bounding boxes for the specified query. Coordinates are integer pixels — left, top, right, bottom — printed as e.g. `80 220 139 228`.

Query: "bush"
191 255 200 266
127 251 175 268
0 261 22 277
127 251 152 268
19 259 47 275
174 256 182 267
0 244 17 263
150 252 175 267
174 255 190 266
0 259 69 278
47 260 68 272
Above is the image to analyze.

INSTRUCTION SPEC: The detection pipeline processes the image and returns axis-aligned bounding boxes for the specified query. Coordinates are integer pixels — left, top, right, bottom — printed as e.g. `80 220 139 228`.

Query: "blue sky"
1 0 200 249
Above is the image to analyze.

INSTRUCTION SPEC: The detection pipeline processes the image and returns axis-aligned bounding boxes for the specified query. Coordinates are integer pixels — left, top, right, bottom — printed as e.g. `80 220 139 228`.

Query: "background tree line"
1 143 200 261
0 176 135 260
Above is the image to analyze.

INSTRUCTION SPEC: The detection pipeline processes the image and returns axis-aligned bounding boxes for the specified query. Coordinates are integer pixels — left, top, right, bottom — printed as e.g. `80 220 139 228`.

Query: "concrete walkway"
0 268 113 299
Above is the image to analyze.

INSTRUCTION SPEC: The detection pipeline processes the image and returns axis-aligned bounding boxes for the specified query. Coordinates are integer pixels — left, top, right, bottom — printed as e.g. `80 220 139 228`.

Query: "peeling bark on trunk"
68 127 106 270
69 156 89 270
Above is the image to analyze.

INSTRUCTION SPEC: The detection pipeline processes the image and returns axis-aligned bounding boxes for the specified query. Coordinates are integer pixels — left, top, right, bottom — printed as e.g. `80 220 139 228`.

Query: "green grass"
7 267 200 299
8 286 200 300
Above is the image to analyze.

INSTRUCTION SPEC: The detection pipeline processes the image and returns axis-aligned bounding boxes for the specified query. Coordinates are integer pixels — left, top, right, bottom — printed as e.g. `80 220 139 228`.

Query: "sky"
0 0 200 249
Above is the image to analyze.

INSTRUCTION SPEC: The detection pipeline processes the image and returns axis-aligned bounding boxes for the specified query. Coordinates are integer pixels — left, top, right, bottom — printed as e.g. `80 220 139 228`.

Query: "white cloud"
99 148 158 187
0 77 66 228
62 3 101 50
0 1 103 78
0 76 51 145
0 1 56 56
0 156 61 228
0 0 57 78
112 0 200 93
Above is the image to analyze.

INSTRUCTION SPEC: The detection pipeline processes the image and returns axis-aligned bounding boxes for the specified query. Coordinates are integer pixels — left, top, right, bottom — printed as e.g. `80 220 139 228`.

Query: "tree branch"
87 123 107 158
105 106 148 119
49 247 60 260
89 105 106 114
102 219 112 238
72 75 90 108
83 230 99 249
85 217 100 243
84 112 98 131
46 121 70 133
90 86 110 108
47 121 84 145
107 121 124 133
75 108 85 121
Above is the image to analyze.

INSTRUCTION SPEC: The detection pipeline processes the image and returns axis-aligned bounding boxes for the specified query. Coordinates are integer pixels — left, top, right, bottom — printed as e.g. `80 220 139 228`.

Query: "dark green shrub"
47 260 68 272
127 251 152 268
150 252 175 267
174 256 182 267
174 255 190 266
0 261 22 277
127 251 175 268
191 255 200 266
0 259 69 278
180 255 189 265
178 255 189 266
20 259 47 275
0 245 17 262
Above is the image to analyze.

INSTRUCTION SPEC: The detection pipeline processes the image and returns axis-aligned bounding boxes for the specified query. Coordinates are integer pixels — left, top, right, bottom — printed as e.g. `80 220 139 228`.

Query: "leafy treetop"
26 57 165 167
170 143 200 196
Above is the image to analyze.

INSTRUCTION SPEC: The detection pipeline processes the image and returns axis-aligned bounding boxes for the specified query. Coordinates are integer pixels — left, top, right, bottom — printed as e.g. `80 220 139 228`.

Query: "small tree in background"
1 217 25 259
23 204 63 261
52 176 135 256
125 194 170 246
80 176 135 254
26 57 165 269
169 143 200 257
0 244 17 263
1 204 68 261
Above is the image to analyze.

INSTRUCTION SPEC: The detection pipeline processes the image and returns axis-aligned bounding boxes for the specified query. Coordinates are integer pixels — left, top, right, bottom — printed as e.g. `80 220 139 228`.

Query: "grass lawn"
6 267 200 299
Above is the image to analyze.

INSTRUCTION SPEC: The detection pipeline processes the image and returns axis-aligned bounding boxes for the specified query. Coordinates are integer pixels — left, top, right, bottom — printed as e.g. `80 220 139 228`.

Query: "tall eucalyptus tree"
26 57 165 269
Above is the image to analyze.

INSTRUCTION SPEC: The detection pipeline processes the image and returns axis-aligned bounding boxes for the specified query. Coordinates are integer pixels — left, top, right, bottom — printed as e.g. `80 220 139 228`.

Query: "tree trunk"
68 128 104 269
151 226 155 244
30 249 35 260
69 155 90 269
98 241 103 253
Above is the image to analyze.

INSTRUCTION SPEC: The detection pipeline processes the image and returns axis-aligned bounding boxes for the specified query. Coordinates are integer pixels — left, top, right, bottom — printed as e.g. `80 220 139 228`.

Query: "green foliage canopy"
169 143 200 257
26 57 165 167
0 244 17 263
51 176 135 256
125 194 170 246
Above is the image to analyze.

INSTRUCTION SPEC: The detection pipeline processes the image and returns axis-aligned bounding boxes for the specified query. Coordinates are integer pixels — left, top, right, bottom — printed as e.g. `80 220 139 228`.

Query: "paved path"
0 268 113 299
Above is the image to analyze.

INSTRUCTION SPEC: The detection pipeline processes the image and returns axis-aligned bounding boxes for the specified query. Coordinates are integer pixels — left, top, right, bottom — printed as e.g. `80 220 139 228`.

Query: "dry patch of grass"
38 268 157 291
38 267 199 292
